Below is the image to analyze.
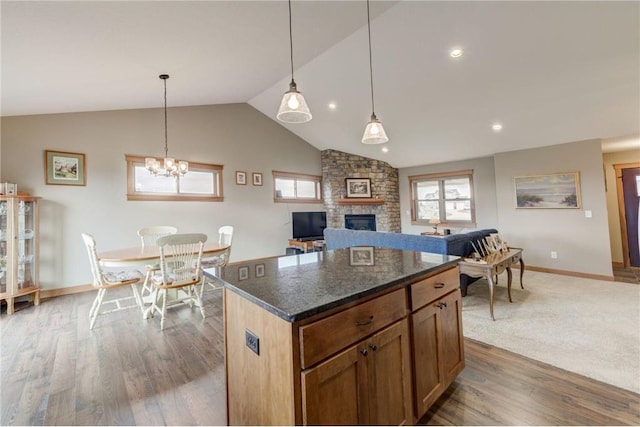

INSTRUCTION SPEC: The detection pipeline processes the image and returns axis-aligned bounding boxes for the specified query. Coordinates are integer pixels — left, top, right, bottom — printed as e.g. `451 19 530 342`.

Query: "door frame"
614 162 640 268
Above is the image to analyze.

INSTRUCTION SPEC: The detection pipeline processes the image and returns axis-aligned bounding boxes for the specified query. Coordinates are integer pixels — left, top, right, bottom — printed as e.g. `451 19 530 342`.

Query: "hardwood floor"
613 266 640 284
2 288 639 426
1 288 227 426
420 340 640 425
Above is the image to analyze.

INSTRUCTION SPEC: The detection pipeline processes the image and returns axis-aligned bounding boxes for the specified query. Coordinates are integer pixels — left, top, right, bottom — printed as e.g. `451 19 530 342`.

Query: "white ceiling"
2 1 639 168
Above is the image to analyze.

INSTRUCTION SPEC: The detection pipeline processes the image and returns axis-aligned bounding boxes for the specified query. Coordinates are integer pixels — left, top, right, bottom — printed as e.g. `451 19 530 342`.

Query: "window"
273 171 322 203
126 155 223 201
409 170 475 225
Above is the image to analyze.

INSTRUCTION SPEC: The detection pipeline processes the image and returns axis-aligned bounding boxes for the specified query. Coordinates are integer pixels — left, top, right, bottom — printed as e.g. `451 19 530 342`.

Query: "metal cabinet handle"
434 282 445 289
360 348 368 356
369 343 378 351
356 315 374 326
436 301 448 309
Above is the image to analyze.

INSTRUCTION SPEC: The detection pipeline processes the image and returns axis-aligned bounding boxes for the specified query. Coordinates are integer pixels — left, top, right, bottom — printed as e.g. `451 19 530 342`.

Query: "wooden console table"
287 239 324 253
457 248 524 320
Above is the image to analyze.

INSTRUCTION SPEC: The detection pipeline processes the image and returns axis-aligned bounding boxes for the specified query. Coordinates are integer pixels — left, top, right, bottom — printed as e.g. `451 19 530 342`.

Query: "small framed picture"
238 266 249 280
236 171 247 185
5 183 17 195
255 263 265 277
45 150 86 186
345 178 372 198
350 246 375 266
252 172 263 186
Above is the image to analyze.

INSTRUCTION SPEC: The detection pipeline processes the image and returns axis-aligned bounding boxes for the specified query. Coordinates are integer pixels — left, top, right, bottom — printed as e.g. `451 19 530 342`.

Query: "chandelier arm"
288 0 294 81
367 0 375 116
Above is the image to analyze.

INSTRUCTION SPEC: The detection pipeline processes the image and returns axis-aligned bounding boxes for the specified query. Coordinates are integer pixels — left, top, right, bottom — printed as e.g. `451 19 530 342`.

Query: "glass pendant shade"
361 0 388 145
277 80 312 123
361 114 389 144
178 161 189 174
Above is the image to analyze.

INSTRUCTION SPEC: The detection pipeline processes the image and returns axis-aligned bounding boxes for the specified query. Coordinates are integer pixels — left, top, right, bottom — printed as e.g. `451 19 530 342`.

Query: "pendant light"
145 74 188 177
361 0 388 144
276 0 312 123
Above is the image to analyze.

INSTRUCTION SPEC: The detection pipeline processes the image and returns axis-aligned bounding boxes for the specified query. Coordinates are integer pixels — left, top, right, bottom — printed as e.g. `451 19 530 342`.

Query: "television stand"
288 239 325 253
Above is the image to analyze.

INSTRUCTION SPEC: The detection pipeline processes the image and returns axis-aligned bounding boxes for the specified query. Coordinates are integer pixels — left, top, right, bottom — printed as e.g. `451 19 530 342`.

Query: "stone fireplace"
321 149 400 232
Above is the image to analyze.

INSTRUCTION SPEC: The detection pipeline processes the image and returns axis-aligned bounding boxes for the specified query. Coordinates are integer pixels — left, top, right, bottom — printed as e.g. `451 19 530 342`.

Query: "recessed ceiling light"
328 102 337 110
449 48 463 58
492 123 503 132
381 146 389 153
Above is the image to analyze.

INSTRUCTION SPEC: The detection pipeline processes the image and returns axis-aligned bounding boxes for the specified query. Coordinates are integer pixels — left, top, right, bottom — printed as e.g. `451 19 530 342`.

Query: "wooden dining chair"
146 233 207 330
81 233 144 329
137 225 178 299
137 225 179 248
200 225 234 295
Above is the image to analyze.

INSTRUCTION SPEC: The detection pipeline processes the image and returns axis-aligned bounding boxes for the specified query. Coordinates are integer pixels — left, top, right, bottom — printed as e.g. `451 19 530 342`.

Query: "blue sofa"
323 227 498 296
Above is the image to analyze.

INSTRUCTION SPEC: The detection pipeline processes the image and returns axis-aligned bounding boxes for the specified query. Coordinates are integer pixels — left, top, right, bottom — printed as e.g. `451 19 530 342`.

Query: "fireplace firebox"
345 214 376 231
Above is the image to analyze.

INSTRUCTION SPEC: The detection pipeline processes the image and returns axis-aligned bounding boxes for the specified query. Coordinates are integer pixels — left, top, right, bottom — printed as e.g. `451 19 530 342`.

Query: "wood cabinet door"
369 319 414 426
411 300 444 418
301 342 369 425
440 290 465 386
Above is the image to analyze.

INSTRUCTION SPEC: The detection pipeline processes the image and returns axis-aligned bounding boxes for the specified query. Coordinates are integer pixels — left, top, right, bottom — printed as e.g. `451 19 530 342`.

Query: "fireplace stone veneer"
321 149 400 232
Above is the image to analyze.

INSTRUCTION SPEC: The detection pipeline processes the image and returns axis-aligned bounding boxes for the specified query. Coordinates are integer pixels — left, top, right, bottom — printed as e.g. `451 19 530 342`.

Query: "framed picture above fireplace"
345 178 372 198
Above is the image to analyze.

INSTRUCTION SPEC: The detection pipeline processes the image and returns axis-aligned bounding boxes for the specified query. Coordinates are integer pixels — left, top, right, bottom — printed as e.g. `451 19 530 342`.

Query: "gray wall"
494 139 612 277
399 156 499 235
0 104 618 289
400 141 613 278
1 104 323 290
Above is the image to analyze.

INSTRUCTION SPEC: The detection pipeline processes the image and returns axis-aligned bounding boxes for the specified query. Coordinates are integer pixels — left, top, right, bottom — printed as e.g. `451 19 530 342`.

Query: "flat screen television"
292 211 327 241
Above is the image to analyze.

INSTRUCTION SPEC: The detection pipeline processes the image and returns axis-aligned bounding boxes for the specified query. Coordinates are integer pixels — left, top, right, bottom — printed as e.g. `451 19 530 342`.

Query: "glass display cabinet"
0 195 41 315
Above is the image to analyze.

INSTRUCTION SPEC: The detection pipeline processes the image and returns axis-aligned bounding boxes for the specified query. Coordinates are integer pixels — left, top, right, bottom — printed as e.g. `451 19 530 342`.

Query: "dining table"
98 242 230 268
98 241 230 317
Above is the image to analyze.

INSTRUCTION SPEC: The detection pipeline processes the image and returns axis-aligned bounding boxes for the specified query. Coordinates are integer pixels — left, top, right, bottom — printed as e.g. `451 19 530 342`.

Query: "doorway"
615 163 640 267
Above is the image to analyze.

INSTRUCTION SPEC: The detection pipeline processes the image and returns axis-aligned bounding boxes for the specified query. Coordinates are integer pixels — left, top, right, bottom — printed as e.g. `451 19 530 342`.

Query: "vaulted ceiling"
2 1 639 167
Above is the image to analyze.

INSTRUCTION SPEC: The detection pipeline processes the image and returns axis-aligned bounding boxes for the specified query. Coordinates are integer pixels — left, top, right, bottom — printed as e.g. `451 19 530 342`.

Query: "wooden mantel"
336 198 384 205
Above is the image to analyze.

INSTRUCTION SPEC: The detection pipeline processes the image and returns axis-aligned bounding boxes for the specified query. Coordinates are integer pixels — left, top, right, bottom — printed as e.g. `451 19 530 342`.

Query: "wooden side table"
420 231 445 236
457 248 525 320
287 239 324 253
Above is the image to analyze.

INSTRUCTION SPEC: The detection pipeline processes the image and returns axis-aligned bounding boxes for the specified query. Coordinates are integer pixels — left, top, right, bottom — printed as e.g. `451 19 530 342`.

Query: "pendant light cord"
366 0 375 116
163 76 169 158
288 0 295 82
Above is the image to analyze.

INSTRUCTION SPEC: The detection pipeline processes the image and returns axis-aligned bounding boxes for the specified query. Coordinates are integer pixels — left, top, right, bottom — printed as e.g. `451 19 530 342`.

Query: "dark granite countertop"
203 247 459 323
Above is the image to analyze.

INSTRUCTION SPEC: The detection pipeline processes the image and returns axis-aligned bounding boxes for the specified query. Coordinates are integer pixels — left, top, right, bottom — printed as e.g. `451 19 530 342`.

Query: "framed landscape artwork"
345 178 372 198
45 150 86 186
514 172 581 209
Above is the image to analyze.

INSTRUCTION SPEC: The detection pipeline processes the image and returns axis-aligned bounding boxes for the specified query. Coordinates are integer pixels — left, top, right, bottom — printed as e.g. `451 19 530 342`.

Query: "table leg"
519 258 525 289
487 275 496 321
507 267 513 303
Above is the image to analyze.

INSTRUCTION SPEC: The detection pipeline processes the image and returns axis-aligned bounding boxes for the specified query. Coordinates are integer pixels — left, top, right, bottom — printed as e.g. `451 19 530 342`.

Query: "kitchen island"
205 247 464 425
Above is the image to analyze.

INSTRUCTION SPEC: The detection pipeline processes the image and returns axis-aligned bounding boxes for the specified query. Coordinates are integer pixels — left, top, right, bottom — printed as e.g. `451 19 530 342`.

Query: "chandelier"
145 74 188 177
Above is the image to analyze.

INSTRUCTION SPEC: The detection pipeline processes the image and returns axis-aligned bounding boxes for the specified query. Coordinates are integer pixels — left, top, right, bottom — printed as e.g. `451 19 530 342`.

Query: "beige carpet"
461 270 640 394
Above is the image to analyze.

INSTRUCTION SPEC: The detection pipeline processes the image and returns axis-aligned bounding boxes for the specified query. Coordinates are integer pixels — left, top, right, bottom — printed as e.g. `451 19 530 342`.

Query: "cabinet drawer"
299 288 407 369
410 267 459 311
